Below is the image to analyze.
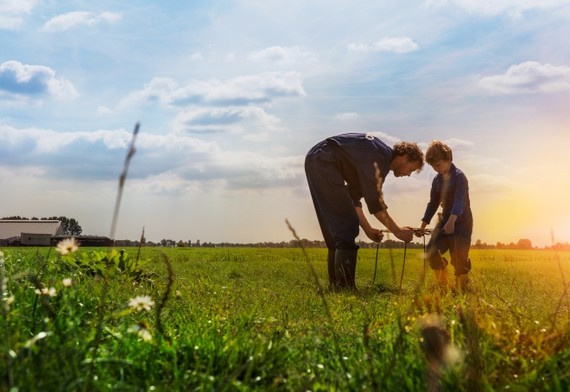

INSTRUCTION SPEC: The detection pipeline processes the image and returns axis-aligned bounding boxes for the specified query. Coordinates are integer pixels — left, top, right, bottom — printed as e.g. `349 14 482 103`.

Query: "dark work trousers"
426 223 472 276
305 140 360 251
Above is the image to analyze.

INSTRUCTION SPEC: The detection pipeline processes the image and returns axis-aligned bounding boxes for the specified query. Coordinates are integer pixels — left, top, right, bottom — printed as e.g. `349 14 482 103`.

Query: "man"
305 133 424 290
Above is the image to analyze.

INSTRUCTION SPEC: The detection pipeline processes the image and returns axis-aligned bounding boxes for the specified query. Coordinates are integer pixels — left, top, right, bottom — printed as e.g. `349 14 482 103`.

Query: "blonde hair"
425 140 453 165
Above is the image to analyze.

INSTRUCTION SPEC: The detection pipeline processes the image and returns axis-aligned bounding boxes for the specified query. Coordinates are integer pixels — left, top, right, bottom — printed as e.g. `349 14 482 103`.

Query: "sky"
1 0 570 247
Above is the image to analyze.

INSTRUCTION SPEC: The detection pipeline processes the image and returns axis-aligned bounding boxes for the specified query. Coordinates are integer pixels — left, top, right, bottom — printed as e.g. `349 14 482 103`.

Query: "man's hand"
395 226 414 243
365 228 384 243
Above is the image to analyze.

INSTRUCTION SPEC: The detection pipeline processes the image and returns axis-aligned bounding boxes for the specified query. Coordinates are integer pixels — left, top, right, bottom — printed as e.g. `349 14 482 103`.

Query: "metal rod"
399 242 408 291
372 241 379 285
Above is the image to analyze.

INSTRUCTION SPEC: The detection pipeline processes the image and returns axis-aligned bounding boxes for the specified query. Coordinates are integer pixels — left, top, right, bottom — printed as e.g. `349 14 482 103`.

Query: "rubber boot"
334 249 358 290
456 274 469 293
327 249 337 290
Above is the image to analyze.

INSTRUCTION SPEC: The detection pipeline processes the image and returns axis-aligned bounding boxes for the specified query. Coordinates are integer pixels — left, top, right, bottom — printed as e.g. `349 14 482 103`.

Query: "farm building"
0 220 65 246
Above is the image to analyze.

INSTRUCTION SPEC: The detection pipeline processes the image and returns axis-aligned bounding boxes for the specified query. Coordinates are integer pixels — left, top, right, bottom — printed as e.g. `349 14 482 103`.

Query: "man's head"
391 141 424 177
425 140 453 175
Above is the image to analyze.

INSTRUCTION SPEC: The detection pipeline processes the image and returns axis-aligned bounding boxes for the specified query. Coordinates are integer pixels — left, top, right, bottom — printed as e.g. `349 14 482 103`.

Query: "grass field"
1 245 570 391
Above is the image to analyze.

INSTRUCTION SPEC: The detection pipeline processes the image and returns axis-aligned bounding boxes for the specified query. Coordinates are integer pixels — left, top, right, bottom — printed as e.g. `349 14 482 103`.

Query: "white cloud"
0 0 36 30
424 0 570 16
190 52 204 61
41 11 122 32
97 106 113 115
0 125 129 154
442 137 474 150
334 112 359 121
0 61 78 100
117 77 178 109
479 61 570 94
172 106 286 136
348 36 418 54
248 46 318 66
0 123 305 192
119 72 306 109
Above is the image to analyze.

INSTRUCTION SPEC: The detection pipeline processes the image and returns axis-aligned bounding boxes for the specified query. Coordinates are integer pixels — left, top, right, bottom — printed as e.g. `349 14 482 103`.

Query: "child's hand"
443 220 455 234
443 214 458 234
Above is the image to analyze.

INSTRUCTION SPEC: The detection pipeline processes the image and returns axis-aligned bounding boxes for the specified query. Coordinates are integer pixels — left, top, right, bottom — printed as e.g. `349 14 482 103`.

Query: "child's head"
425 140 452 166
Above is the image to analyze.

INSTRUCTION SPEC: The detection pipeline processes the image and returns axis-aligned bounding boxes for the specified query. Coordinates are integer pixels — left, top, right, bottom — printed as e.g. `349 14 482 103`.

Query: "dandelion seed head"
56 237 80 255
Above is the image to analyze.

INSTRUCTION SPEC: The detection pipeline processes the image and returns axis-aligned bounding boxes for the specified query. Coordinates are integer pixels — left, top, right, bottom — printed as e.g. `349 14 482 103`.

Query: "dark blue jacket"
422 163 472 230
326 133 393 214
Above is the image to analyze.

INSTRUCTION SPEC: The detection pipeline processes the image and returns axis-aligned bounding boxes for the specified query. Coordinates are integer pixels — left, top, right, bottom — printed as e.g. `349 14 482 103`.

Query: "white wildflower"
128 295 155 312
128 323 152 341
3 294 15 311
35 287 57 297
56 237 80 255
62 278 73 287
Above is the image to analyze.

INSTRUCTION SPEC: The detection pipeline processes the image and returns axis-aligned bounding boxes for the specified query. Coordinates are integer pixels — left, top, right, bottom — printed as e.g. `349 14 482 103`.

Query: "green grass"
1 246 570 391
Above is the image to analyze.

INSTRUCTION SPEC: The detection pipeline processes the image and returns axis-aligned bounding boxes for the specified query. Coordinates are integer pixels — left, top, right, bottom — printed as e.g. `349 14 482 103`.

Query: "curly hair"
425 140 453 165
393 141 424 172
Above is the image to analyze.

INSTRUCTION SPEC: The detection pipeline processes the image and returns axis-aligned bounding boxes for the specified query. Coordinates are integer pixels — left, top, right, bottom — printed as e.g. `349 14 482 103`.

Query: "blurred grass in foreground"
1 247 569 391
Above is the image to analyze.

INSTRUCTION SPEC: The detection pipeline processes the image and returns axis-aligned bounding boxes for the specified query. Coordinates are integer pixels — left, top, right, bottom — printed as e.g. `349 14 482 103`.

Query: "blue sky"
1 0 570 246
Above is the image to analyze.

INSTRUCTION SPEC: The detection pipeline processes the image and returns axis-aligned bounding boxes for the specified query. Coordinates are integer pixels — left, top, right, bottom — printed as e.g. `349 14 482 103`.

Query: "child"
418 141 473 291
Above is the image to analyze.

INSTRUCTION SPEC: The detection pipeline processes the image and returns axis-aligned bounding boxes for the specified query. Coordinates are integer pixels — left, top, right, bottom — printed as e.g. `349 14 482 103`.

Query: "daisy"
56 238 80 255
128 295 155 312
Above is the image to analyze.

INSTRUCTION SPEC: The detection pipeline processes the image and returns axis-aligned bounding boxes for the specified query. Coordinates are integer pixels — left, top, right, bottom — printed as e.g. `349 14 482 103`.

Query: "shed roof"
0 220 64 239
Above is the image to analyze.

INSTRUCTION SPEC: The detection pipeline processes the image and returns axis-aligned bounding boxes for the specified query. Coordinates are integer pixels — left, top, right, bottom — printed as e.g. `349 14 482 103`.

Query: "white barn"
0 220 65 246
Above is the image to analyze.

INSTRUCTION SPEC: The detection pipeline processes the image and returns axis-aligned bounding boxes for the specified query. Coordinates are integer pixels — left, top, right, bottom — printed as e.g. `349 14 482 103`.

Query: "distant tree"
42 216 82 236
517 238 532 249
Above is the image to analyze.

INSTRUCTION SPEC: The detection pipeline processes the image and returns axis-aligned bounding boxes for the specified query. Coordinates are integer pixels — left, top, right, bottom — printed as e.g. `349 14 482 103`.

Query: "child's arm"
443 214 457 234
444 171 468 233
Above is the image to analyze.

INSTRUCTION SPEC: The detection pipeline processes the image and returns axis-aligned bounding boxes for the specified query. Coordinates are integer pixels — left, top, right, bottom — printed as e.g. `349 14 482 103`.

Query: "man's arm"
355 206 383 242
373 209 413 242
